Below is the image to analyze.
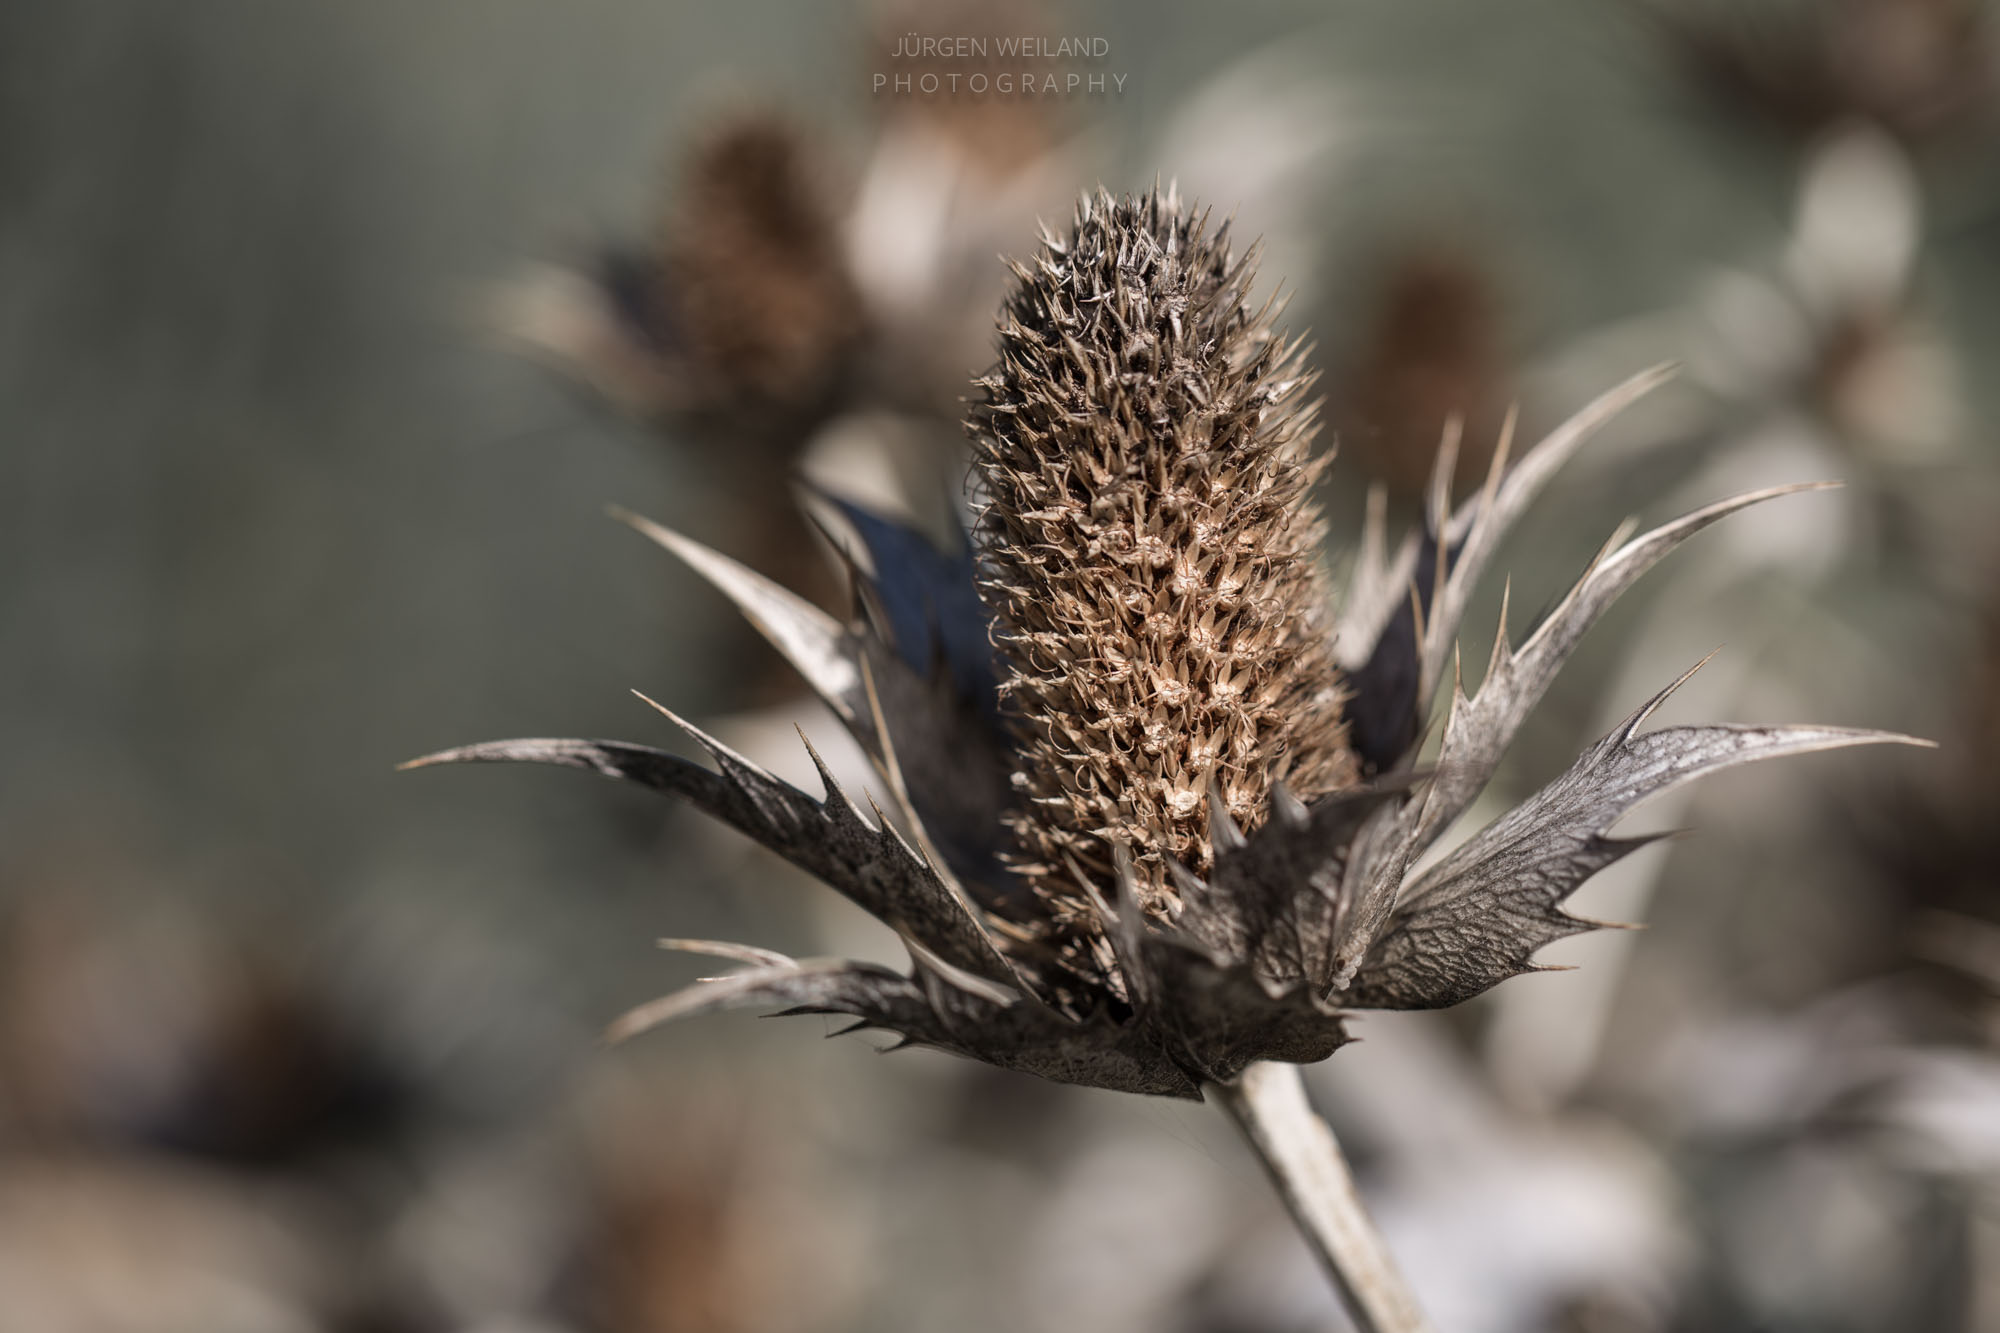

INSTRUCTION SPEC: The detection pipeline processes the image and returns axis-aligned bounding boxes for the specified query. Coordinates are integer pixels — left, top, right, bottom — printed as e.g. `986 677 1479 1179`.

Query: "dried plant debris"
415 186 1926 1099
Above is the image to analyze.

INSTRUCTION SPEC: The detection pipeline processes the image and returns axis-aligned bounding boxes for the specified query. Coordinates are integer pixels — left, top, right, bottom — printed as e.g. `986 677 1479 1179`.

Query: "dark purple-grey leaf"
1179 778 1422 991
1136 936 1353 1084
803 487 1002 720
615 507 1019 901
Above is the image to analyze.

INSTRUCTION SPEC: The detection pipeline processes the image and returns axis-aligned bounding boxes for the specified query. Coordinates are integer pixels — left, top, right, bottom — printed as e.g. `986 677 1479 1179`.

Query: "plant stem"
1213 1061 1435 1333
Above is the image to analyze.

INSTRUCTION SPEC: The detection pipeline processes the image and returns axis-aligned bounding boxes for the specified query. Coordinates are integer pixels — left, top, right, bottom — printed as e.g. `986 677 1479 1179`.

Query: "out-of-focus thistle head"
1652 0 1994 150
416 185 1927 1098
650 115 859 422
1340 244 1509 501
502 110 861 444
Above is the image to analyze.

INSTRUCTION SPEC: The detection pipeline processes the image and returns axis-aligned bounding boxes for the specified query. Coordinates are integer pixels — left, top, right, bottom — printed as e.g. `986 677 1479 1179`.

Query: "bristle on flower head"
970 185 1359 926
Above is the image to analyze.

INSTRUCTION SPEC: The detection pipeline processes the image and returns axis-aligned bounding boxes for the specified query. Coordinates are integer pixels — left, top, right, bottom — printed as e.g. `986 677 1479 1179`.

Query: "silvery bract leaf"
1334 483 1399 675
606 957 936 1044
402 719 1017 988
1344 661 1932 1009
1407 364 1678 710
1334 363 1676 700
1331 480 1846 986
614 505 1017 900
656 938 800 969
1335 367 1672 779
1410 481 1837 850
619 945 1220 1098
611 509 866 730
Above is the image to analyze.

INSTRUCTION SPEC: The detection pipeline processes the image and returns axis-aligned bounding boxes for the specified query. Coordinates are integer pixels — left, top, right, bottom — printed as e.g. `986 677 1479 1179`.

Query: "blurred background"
2 1 1997 1329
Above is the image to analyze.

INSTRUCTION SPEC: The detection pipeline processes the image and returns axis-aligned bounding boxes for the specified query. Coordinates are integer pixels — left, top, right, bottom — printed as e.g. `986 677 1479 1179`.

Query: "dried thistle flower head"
415 185 1926 1098
972 188 1357 923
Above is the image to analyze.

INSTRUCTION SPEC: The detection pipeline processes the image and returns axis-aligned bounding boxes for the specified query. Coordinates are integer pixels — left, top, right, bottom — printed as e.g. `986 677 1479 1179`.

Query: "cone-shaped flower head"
413 185 1927 1098
971 189 1357 932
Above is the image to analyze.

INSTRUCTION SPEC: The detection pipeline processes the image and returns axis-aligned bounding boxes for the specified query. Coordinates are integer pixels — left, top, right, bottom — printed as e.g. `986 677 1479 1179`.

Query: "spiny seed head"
969 185 1359 932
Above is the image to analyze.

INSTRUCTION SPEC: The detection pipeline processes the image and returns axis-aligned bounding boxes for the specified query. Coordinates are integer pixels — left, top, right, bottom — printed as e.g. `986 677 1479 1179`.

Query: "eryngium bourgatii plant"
412 186 1924 1331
